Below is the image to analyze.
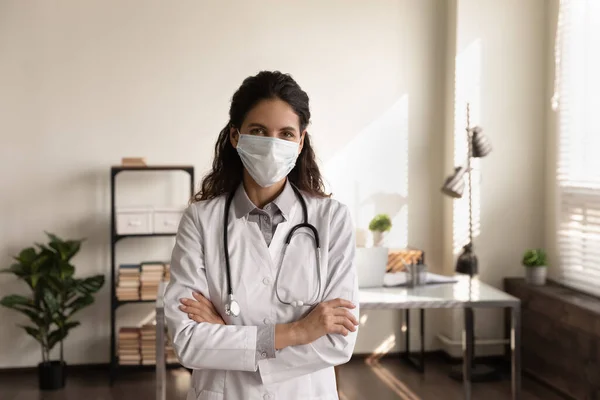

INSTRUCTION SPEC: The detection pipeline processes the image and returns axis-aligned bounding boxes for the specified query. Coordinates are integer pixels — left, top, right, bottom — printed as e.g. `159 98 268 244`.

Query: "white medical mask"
236 134 300 187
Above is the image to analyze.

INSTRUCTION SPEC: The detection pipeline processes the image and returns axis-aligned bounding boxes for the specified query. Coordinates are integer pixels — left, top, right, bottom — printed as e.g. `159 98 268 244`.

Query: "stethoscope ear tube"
224 191 235 297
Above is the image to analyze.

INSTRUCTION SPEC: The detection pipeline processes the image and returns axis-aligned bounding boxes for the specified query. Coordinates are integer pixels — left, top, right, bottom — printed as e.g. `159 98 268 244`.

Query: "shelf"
114 232 176 242
109 164 194 385
115 299 158 307
111 165 194 173
115 363 182 371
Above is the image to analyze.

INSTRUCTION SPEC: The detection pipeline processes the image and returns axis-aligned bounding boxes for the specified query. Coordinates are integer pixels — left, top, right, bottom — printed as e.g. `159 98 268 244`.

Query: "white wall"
0 0 449 367
440 0 549 357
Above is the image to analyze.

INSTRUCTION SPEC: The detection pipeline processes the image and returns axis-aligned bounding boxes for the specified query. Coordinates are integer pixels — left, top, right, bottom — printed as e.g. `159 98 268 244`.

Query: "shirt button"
261 352 267 358
263 318 271 325
265 204 271 210
262 215 268 222
263 277 272 285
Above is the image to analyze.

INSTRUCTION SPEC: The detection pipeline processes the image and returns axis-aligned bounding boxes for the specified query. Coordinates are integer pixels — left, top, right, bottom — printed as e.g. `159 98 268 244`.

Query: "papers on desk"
383 272 458 287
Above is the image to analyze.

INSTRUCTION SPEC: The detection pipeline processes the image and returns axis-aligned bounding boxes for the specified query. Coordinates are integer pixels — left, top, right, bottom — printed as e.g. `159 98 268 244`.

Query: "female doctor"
164 71 359 400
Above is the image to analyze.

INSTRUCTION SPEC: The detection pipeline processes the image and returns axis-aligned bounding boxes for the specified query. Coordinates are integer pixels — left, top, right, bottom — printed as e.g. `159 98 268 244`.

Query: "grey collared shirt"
231 181 297 361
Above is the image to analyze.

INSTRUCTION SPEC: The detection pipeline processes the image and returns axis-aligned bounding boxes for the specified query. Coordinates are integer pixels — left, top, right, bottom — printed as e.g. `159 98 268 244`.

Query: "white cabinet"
116 207 153 235
116 206 184 235
153 208 184 234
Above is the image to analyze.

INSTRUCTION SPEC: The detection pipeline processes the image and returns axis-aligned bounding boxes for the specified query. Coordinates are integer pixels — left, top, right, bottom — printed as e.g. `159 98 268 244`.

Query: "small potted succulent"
522 248 548 285
369 214 392 247
354 214 393 288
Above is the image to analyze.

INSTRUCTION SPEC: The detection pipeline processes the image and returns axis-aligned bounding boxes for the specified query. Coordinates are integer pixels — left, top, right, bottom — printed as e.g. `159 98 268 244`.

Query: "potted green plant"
0 232 105 390
354 214 393 288
522 248 548 285
369 214 392 247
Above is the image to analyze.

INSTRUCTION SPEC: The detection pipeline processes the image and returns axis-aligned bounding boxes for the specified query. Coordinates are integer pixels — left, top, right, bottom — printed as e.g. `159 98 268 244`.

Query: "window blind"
555 0 600 297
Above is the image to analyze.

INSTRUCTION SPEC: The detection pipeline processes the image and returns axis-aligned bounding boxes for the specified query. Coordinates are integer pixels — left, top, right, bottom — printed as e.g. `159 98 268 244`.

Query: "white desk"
155 276 521 400
360 275 521 400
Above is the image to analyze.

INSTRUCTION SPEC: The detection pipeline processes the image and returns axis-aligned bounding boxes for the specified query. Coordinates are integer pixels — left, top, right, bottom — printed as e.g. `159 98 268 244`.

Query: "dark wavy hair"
193 71 329 202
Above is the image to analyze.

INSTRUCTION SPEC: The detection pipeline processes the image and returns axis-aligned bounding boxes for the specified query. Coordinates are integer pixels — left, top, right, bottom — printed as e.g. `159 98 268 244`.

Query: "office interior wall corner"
544 0 560 281
439 0 460 357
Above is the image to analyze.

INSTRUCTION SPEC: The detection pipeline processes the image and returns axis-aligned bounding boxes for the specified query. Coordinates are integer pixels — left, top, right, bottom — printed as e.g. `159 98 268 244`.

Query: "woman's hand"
292 298 358 346
179 292 225 325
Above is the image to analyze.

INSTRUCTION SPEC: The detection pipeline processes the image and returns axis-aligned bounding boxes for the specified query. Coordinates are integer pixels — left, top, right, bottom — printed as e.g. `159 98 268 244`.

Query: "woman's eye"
282 131 295 139
249 128 266 135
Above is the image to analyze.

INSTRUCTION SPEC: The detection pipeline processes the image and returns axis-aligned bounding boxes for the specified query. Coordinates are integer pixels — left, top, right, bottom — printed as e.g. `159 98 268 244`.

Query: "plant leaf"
59 260 75 279
0 294 35 309
75 275 105 295
64 240 83 262
16 247 37 266
0 263 26 277
42 290 60 317
20 325 43 344
66 295 94 316
15 307 45 327
48 321 80 350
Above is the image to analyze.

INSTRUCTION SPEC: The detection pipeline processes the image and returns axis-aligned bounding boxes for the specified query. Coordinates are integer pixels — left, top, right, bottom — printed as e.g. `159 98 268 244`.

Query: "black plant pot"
38 361 67 390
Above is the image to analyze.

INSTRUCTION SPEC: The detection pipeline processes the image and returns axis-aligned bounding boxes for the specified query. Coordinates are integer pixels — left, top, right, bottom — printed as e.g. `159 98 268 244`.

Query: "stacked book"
163 263 171 281
140 262 165 300
140 324 157 365
166 335 178 364
116 264 141 301
118 327 141 365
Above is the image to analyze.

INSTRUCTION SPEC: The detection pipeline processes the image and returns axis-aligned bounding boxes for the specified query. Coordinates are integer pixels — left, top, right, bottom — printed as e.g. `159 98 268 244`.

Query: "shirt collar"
232 180 296 220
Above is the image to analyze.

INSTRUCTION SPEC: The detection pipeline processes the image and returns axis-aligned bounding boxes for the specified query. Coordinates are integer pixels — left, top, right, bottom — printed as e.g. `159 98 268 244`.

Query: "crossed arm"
179 293 358 350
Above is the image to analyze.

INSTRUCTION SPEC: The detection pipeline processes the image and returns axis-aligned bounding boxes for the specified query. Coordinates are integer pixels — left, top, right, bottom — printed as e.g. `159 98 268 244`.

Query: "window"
554 0 600 296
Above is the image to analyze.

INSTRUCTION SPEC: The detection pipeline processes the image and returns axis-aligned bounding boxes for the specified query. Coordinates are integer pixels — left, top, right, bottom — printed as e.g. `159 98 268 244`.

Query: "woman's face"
230 98 305 152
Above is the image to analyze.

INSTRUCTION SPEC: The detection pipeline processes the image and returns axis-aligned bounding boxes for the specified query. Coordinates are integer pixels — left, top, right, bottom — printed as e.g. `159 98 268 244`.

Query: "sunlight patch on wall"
324 96 409 249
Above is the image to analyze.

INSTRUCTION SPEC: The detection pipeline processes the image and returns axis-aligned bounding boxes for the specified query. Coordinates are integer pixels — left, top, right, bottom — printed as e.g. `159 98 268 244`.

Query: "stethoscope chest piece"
225 295 240 317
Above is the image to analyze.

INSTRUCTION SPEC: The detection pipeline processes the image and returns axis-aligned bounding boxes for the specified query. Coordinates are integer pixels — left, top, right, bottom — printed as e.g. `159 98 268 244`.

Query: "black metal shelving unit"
109 165 194 384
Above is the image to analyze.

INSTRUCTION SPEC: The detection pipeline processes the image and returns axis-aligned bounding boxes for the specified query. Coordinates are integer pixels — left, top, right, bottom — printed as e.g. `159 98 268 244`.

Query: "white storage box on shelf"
153 207 185 234
116 207 153 235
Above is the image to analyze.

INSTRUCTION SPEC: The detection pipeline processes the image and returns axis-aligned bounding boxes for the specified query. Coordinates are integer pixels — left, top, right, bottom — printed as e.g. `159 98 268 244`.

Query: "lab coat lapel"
267 202 299 265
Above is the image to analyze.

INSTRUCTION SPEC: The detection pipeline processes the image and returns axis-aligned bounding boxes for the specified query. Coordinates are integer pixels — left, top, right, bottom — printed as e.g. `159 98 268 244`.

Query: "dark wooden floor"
1 357 566 400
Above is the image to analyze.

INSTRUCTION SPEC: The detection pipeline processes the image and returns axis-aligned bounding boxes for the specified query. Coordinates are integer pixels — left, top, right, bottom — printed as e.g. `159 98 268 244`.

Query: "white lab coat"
164 190 359 400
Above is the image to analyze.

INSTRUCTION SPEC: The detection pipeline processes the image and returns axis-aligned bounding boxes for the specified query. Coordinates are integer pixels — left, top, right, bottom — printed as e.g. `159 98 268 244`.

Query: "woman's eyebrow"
247 122 297 133
247 122 267 129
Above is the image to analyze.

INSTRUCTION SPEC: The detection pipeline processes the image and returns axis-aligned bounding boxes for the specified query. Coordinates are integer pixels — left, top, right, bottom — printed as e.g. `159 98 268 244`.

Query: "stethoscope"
223 183 322 317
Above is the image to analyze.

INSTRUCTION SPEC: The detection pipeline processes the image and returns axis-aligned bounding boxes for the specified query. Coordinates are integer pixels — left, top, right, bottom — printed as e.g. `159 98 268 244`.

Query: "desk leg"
156 308 166 400
401 309 425 373
511 306 521 400
404 309 410 357
463 308 474 400
420 308 425 372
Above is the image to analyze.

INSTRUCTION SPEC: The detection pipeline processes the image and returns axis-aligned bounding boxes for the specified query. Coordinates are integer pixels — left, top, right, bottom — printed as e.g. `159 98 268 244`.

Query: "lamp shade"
441 166 466 198
471 126 492 158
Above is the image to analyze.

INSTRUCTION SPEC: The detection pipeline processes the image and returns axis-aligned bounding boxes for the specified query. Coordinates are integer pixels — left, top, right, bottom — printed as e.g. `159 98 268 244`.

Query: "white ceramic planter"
371 231 388 247
355 246 388 288
525 266 547 285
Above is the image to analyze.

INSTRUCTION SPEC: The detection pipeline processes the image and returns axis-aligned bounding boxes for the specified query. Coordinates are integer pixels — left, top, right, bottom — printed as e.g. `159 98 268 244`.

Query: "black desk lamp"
442 103 498 382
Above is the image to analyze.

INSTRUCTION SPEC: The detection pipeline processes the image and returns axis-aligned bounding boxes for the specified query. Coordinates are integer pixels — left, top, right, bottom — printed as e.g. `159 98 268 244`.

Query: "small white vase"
525 266 547 285
371 231 386 247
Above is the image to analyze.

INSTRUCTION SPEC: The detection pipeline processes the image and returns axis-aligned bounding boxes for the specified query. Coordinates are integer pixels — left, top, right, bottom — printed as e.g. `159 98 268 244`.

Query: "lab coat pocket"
195 389 223 400
277 231 321 305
